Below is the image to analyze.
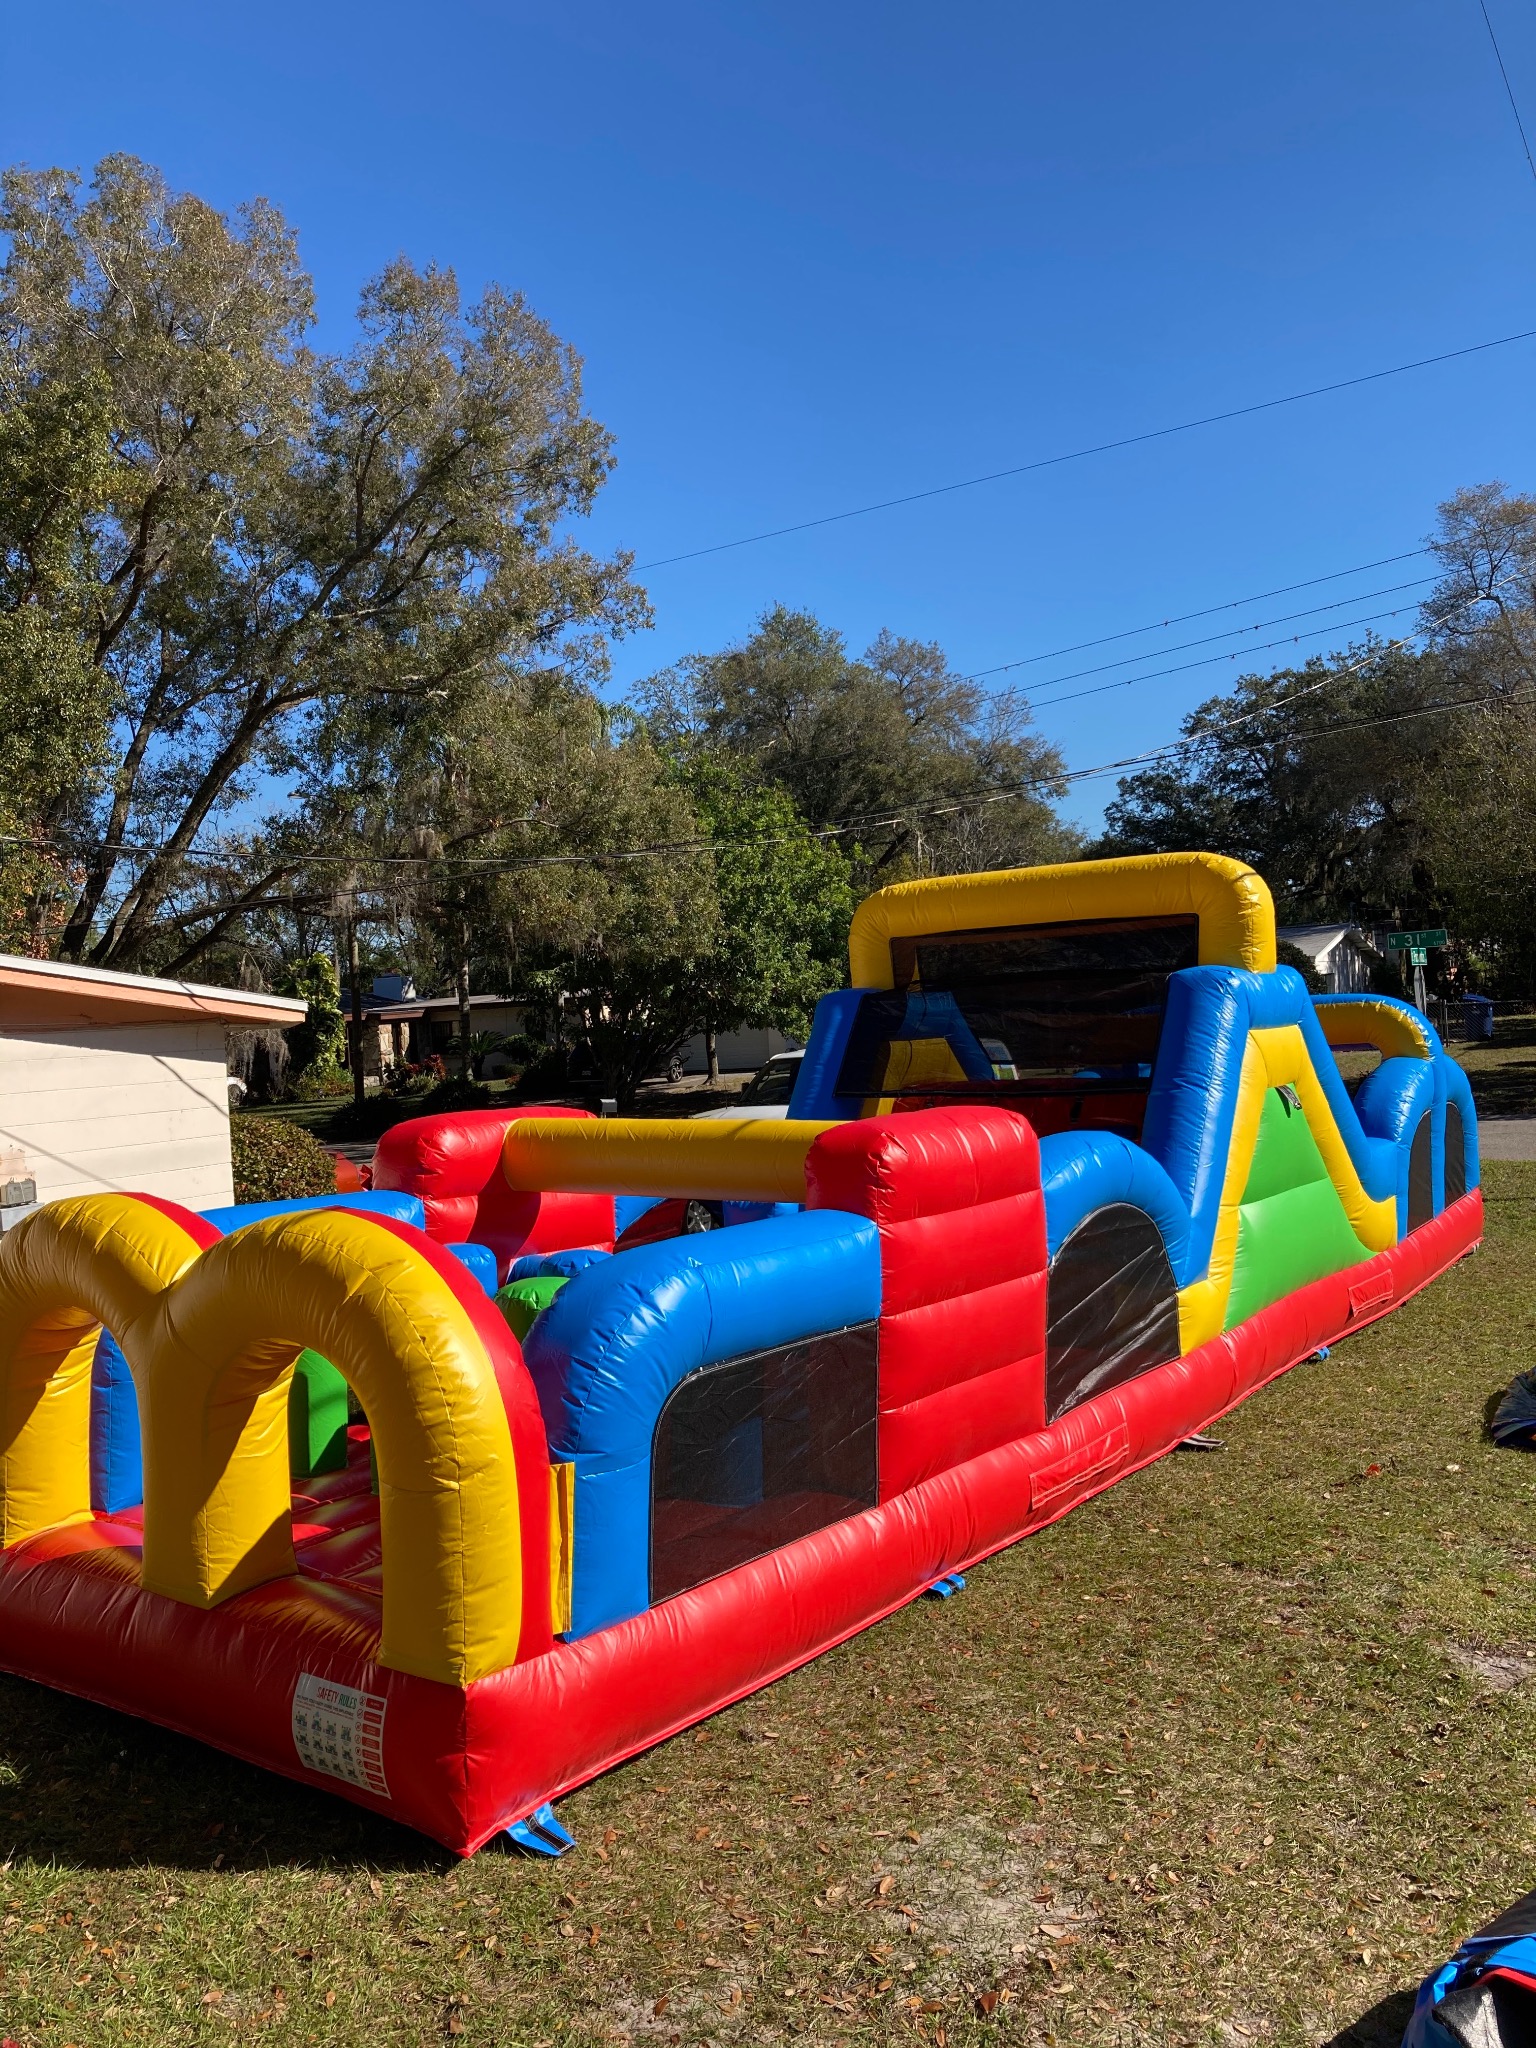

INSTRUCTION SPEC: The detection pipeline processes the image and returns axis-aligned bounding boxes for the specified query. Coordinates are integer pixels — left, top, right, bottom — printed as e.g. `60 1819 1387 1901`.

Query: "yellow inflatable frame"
0 1199 524 1686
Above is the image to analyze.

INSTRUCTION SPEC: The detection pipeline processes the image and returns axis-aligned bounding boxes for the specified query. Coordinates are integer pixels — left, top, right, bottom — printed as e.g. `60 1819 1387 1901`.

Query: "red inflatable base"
0 1192 1482 1853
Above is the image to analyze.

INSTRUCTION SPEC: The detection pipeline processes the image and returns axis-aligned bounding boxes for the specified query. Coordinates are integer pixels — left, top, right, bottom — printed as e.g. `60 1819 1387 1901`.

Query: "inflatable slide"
0 854 1481 1852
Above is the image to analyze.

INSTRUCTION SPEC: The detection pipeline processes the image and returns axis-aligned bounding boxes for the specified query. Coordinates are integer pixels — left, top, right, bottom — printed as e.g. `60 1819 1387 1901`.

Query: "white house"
1276 925 1390 995
0 953 306 1222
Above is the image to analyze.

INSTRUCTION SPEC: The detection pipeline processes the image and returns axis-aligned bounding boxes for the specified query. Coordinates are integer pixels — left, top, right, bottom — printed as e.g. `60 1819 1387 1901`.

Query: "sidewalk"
1476 1117 1536 1161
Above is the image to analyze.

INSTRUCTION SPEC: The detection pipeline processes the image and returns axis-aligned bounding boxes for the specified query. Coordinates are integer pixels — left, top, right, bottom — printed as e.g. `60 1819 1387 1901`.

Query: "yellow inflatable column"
0 1196 208 1549
140 1211 525 1686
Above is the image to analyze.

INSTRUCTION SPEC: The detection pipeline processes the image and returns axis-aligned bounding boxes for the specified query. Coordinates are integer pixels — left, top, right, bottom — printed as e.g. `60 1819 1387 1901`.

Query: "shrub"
230 1115 339 1202
417 1075 492 1114
1275 939 1326 994
288 1059 352 1102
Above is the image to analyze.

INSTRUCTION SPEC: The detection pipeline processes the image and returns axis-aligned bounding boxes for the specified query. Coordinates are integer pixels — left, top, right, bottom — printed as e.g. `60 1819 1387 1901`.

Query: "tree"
0 154 645 972
667 764 854 1080
632 606 1078 887
1096 640 1453 928
275 951 346 1083
1411 482 1536 987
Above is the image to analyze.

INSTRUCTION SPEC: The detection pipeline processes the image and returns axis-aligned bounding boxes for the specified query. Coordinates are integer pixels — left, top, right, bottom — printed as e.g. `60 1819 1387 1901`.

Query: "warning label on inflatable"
291 1672 390 1797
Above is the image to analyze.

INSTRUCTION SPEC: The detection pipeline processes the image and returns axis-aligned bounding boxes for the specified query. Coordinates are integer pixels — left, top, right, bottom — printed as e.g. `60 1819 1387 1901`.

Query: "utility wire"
1011 576 1434 697
1478 0 1536 191
1027 601 1426 712
962 549 1433 678
16 611 1482 884
635 332 1536 569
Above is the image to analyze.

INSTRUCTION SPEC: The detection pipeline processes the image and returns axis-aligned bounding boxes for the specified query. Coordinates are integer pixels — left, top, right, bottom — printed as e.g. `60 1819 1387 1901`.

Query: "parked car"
694 1048 804 1120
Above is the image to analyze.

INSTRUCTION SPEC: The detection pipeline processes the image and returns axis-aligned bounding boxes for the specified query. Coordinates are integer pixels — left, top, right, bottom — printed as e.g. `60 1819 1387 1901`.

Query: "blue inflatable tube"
525 1209 881 1637
1038 1130 1193 1283
201 1189 425 1233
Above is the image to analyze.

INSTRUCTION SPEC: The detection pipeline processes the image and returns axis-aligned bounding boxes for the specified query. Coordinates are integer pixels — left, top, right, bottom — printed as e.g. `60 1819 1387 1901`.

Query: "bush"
287 1059 352 1102
417 1075 492 1114
230 1115 339 1202
1275 940 1326 994
513 1045 570 1098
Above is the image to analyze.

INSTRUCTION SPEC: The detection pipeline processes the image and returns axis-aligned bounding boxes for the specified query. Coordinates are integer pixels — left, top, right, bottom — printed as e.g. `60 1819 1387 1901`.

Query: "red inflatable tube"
806 1107 1051 1494
372 1106 615 1275
0 1189 1480 1853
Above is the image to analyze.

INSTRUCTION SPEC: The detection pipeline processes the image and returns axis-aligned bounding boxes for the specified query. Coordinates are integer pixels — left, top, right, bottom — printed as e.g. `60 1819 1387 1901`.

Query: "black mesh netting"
1409 1111 1434 1232
1045 1203 1181 1423
1446 1100 1468 1205
832 914 1198 1116
650 1323 879 1603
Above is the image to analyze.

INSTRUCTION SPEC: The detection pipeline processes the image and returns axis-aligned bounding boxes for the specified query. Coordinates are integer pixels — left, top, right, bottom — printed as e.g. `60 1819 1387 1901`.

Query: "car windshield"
740 1060 798 1106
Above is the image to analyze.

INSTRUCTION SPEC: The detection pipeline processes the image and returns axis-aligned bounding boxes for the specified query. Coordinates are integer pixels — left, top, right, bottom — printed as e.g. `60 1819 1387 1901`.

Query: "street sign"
1409 946 1428 966
1387 928 1448 951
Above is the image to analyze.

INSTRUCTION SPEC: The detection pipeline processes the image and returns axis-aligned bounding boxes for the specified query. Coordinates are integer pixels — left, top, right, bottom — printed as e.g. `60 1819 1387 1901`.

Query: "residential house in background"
1276 924 1392 995
0 953 305 1222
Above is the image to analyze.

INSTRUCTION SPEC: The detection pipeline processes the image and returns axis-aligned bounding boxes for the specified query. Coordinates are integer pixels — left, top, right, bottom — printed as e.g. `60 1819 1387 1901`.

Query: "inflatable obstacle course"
0 854 1480 1852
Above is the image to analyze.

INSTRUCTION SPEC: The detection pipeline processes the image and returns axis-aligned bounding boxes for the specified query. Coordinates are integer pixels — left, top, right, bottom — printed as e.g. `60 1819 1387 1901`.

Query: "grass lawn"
5 1169 1536 2047
1445 1014 1536 1117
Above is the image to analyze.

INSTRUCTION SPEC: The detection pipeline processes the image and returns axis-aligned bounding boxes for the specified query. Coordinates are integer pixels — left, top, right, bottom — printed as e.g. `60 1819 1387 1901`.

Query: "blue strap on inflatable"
925 1573 966 1599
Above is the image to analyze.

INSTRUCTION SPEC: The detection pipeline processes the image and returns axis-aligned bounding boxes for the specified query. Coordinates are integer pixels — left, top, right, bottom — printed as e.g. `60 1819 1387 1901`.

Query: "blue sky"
5 0 1534 830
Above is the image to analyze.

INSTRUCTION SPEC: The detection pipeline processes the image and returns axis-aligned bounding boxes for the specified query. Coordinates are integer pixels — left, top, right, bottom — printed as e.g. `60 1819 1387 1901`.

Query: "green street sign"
1409 946 1428 966
1387 928 1448 952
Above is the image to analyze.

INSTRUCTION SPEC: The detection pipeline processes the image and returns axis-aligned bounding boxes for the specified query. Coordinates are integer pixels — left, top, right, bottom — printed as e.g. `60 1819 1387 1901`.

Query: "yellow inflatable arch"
0 1199 524 1688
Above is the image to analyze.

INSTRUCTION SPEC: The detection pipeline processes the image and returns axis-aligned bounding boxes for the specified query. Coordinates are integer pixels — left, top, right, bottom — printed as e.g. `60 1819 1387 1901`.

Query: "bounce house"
0 855 1480 1854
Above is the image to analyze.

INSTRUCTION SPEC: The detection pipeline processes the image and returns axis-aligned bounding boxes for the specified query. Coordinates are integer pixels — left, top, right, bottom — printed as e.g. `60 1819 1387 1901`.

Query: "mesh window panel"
650 1323 879 1604
834 915 1197 1127
1408 1110 1434 1231
1046 1203 1181 1423
1445 1101 1467 1205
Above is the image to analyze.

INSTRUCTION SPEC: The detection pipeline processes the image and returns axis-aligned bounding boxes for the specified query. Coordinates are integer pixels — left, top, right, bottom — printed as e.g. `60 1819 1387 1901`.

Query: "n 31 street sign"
1387 928 1448 951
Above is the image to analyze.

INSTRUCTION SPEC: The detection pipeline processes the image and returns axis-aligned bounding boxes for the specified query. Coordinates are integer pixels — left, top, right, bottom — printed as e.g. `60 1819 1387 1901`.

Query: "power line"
635 331 1536 569
3 603 1484 888
21 615 1470 883
1027 601 1429 713
962 549 1433 678
1013 576 1434 698
1478 0 1536 192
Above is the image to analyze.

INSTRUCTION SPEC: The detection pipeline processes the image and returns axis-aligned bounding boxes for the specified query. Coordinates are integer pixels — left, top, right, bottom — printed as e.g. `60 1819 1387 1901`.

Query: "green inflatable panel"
289 1347 350 1476
495 1274 569 1343
1223 1087 1372 1331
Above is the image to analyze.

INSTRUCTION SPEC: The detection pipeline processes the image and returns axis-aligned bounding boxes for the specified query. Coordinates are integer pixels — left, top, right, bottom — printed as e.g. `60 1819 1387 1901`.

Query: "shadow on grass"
0 1672 454 1875
1322 1984 1418 2047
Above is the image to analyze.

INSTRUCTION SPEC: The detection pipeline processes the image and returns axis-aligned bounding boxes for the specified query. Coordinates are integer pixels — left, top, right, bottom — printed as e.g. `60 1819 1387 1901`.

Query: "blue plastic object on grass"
925 1573 966 1599
505 1801 575 1857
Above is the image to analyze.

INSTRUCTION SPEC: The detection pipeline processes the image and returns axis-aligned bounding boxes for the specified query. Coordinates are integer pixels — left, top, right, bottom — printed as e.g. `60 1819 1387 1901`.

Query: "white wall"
677 1027 799 1076
0 1020 235 1211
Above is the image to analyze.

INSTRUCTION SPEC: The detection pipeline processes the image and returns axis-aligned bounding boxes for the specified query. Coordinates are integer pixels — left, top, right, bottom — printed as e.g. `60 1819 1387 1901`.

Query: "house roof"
1276 924 1372 966
0 953 309 1032
365 993 528 1023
